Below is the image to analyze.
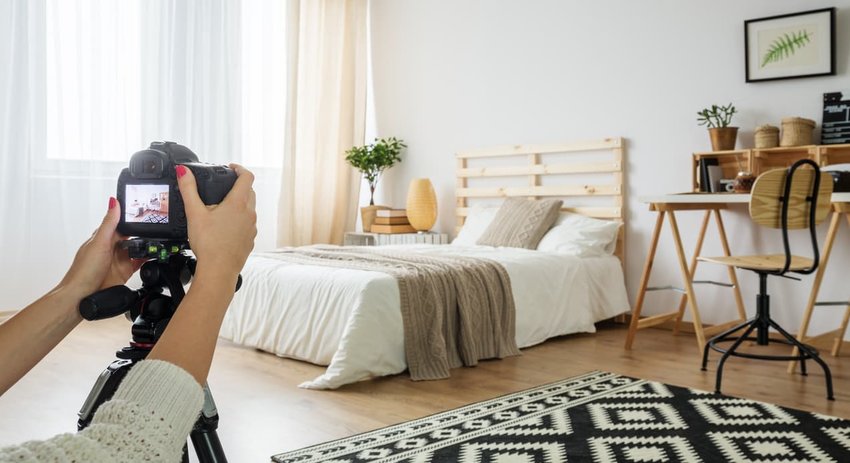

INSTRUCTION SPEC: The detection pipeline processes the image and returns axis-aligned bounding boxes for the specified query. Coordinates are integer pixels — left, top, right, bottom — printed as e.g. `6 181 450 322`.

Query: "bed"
220 138 629 389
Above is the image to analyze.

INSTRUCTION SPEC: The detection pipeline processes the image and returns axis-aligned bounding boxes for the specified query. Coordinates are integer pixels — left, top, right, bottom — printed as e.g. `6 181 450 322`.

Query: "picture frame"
745 8 835 83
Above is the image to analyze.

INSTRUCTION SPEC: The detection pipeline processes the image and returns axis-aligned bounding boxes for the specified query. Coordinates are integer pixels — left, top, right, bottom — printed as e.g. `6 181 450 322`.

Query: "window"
45 0 285 168
46 0 143 162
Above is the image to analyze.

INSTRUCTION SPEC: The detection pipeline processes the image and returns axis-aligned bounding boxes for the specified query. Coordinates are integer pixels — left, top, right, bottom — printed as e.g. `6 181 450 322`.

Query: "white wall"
369 0 850 337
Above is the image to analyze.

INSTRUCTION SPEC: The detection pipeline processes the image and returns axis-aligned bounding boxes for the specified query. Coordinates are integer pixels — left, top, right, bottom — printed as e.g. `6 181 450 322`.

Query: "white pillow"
451 206 500 245
536 213 621 257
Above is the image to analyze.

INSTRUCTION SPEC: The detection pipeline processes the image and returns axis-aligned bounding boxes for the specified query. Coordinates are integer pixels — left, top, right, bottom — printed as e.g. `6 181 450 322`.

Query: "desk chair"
698 159 835 400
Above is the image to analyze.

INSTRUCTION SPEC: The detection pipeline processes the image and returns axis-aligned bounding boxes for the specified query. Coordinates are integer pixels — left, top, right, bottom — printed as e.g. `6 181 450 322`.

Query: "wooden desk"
625 194 748 351
625 192 850 353
789 199 850 371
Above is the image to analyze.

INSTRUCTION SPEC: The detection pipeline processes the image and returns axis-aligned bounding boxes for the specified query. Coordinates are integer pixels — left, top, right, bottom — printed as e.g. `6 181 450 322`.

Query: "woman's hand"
59 198 145 299
145 164 256 385
176 164 257 280
1 198 144 396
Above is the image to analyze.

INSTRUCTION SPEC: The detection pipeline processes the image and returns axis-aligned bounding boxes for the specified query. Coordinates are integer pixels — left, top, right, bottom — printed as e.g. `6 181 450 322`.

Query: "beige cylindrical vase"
406 178 437 231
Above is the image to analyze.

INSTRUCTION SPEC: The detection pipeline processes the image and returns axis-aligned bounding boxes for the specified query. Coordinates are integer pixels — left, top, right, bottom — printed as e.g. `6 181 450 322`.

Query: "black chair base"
701 274 834 401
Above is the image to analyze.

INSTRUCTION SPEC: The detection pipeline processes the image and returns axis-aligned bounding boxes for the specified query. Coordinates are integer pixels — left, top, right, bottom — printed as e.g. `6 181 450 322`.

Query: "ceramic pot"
360 205 390 232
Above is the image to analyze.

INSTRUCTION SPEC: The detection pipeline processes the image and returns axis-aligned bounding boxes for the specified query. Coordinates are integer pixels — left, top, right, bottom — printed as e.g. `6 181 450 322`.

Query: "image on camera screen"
125 184 169 224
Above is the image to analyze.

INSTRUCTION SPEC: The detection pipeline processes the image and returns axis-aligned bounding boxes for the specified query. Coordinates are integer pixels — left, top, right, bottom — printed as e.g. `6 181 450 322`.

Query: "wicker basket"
780 117 816 147
754 124 779 148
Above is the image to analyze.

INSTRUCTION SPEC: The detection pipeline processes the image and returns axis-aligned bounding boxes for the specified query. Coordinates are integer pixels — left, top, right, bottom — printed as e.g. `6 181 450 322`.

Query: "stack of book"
371 209 416 234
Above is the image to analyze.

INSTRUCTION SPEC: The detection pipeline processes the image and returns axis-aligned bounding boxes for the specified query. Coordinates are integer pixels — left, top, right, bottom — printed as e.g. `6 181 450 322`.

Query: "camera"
117 141 237 240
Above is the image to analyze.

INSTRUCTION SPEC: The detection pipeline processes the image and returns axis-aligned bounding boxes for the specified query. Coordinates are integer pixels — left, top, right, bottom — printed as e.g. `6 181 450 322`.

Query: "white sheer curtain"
0 0 285 311
277 0 367 247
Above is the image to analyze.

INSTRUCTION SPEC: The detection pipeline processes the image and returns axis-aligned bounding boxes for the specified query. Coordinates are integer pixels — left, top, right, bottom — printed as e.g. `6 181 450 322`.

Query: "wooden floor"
1 317 848 461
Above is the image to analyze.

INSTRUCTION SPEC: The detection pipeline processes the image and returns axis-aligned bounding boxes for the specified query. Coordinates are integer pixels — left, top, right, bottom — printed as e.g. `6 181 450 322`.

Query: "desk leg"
788 210 840 373
831 214 850 356
713 209 747 322
625 210 665 350
672 210 711 335
667 211 706 350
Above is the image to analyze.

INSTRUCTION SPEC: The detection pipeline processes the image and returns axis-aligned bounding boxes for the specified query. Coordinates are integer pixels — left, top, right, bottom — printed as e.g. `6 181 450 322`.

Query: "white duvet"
220 245 629 389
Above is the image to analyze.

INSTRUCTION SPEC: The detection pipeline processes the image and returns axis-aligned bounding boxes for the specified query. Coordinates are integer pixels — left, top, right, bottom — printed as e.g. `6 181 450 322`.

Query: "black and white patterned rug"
272 371 850 462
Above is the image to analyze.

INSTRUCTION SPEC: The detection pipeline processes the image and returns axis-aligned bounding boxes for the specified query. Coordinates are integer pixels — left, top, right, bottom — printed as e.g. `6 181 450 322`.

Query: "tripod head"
79 238 241 360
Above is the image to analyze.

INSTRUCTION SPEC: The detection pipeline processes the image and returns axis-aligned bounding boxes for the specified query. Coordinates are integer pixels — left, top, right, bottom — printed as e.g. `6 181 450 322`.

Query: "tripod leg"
190 385 229 463
78 359 135 430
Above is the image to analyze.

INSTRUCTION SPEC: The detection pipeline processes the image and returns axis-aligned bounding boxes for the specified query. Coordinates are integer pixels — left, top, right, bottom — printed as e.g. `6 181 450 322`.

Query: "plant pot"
708 127 738 151
360 205 390 232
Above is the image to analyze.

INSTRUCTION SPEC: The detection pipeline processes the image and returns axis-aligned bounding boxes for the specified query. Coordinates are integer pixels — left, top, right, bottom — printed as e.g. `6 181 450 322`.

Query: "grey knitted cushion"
476 198 563 249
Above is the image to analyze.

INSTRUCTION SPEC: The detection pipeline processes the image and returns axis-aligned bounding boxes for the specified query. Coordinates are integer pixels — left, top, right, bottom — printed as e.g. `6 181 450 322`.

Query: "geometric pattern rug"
141 212 167 223
271 371 850 462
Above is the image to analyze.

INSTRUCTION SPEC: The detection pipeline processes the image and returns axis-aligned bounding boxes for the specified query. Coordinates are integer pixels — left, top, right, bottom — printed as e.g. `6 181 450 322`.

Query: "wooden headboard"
455 137 625 264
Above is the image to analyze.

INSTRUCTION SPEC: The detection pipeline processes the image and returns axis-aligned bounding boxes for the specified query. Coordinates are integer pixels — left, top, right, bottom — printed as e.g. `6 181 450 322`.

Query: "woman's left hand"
59 197 145 299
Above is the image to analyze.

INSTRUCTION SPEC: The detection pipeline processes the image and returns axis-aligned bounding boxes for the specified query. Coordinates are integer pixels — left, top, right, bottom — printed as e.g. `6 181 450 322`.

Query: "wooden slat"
457 184 620 198
529 153 540 200
457 138 622 159
456 158 468 227
457 161 622 178
636 311 681 329
702 319 746 338
456 206 623 219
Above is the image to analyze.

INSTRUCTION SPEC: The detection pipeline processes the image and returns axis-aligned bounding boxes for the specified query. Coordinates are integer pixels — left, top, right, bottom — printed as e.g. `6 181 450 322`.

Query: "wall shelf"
692 144 850 192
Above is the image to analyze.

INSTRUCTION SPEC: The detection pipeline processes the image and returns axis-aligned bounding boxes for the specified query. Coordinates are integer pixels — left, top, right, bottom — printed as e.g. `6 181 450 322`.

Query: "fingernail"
108 197 117 210
176 165 188 178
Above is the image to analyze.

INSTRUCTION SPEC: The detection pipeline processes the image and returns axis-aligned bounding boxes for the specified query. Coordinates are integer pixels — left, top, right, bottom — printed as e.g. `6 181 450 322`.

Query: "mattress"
220 244 629 389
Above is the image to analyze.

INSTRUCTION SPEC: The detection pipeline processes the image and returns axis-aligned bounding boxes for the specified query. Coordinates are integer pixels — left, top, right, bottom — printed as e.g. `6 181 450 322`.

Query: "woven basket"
754 124 779 148
780 117 816 147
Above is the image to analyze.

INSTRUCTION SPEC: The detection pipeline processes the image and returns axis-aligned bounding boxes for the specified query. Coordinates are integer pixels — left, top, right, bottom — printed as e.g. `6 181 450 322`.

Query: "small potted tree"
345 137 406 231
697 103 738 151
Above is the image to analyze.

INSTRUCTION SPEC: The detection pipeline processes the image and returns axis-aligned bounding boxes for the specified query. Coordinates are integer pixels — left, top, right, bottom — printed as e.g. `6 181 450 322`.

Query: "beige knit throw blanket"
262 245 520 381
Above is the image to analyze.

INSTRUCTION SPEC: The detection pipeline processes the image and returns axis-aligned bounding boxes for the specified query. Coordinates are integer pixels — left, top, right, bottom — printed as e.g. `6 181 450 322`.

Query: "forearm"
146 265 238 384
0 285 85 396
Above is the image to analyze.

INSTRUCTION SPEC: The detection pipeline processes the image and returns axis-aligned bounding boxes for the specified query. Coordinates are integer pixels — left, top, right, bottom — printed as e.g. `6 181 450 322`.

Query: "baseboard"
619 313 850 353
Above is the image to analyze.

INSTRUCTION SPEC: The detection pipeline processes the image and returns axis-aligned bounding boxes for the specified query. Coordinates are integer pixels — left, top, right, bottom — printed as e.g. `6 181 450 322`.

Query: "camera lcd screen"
125 184 169 224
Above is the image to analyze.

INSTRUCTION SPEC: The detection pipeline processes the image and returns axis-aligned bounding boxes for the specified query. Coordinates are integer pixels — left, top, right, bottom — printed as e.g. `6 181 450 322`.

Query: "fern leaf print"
761 30 812 67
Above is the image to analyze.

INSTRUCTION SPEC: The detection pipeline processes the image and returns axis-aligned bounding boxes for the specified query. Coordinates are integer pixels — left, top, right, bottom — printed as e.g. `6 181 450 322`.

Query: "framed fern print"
745 8 835 83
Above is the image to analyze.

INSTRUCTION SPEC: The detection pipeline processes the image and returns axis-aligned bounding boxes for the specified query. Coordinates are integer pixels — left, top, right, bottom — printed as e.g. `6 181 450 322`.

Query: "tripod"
77 244 235 463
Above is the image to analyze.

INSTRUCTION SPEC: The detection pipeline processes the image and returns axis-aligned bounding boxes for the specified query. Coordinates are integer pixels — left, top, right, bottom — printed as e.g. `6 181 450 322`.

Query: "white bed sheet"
220 244 629 389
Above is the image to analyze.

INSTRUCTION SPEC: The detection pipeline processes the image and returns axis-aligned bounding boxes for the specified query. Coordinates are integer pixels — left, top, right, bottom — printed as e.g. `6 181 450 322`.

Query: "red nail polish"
108 197 117 210
176 165 187 178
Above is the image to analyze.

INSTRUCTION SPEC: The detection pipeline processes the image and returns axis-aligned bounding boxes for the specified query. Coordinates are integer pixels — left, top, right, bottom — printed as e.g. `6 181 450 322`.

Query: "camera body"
117 141 237 239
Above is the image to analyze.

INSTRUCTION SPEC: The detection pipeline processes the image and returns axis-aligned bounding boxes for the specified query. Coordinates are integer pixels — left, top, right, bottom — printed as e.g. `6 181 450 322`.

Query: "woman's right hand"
175 164 257 280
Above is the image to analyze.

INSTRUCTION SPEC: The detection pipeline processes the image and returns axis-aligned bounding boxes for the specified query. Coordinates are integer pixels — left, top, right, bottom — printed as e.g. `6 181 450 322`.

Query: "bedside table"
344 232 449 246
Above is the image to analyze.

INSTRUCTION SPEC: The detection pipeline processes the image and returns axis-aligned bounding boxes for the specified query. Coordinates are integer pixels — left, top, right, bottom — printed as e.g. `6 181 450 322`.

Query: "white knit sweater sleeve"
0 360 204 463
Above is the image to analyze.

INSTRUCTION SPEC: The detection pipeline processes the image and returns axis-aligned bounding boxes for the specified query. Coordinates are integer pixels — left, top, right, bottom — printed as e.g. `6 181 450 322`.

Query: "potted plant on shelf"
345 137 406 232
697 103 738 151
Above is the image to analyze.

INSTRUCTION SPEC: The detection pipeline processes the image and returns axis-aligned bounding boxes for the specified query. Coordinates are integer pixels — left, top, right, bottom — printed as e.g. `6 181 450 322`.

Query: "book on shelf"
374 216 410 225
371 223 417 234
706 165 723 193
698 158 719 192
375 209 407 218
